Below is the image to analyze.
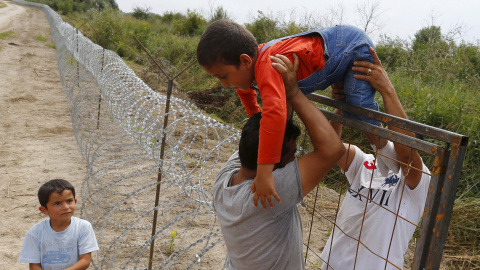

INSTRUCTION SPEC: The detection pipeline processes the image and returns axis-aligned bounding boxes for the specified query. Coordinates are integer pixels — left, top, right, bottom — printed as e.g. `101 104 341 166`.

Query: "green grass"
36 35 47 42
0 31 14 39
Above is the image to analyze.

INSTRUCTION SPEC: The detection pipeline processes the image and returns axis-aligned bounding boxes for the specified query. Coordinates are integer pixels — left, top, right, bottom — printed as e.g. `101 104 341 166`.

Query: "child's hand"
250 164 280 209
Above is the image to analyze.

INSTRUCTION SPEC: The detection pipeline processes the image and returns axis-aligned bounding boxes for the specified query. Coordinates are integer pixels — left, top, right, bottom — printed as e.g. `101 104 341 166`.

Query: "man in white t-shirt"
320 47 431 270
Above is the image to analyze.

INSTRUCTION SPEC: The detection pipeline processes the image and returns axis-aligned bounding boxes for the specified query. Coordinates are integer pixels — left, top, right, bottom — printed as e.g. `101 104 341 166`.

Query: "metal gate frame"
306 93 469 270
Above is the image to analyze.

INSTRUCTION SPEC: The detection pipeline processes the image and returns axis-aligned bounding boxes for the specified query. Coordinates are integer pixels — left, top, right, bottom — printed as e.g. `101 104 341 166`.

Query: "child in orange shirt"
197 20 379 209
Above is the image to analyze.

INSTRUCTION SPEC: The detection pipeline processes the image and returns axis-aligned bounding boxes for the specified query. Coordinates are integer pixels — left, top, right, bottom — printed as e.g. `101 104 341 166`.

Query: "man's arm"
328 84 357 172
353 47 424 189
271 54 345 196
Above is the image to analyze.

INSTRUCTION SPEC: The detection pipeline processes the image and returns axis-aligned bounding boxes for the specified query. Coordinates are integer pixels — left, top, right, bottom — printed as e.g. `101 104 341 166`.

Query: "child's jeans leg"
342 44 380 126
342 59 380 126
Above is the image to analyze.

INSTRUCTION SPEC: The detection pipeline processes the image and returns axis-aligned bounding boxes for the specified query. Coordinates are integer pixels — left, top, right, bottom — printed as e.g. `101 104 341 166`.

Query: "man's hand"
353 47 395 96
251 164 280 209
271 53 300 99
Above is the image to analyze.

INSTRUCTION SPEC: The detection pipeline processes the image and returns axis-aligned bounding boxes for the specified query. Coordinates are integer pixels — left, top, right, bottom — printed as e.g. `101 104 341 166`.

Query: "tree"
132 5 151 20
209 6 231 22
412 25 443 51
245 11 282 43
173 10 207 36
356 0 384 36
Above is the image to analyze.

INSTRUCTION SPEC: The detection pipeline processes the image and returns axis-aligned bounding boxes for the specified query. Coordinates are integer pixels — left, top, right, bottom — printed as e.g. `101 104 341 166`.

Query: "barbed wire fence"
14 1 469 269
14 0 239 269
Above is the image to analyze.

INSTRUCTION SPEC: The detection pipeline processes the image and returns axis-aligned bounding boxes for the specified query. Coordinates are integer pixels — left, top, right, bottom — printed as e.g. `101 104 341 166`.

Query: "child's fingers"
267 196 274 209
272 192 281 204
253 193 259 207
260 196 267 210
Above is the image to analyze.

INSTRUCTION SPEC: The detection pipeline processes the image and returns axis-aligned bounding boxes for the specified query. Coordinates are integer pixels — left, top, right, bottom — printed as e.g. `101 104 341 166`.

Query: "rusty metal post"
148 79 173 270
412 138 468 269
131 35 197 269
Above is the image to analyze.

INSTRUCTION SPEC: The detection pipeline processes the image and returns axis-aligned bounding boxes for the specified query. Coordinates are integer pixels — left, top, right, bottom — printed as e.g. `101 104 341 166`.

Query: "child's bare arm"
65 252 92 270
251 164 280 209
29 263 42 270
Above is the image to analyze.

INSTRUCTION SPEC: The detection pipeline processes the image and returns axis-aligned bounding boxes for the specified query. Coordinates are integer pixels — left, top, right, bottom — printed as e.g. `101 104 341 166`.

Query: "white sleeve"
17 227 41 263
78 220 99 255
406 161 431 215
344 145 368 185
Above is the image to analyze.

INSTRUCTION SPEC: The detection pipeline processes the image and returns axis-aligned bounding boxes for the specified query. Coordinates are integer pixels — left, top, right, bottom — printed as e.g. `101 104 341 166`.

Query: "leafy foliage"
26 0 119 15
245 11 282 43
173 10 207 36
131 5 151 20
209 6 231 22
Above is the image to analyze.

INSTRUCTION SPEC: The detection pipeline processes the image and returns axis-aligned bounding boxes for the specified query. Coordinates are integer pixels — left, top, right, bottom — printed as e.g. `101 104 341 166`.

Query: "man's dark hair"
239 112 300 170
38 179 75 208
197 20 258 68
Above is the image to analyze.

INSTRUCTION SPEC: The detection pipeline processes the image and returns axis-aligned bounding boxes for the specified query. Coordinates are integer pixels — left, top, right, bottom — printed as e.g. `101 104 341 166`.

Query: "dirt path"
0 1 87 268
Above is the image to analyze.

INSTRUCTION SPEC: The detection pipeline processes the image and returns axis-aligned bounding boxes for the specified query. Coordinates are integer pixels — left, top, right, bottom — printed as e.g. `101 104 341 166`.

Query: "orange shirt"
236 35 325 164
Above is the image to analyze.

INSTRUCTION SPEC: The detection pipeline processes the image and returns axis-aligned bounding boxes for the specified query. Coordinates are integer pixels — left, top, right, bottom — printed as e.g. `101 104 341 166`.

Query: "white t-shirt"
321 142 431 270
18 217 99 270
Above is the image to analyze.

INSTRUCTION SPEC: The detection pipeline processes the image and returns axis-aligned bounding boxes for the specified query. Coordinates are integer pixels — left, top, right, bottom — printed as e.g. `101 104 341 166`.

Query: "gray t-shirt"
213 151 304 270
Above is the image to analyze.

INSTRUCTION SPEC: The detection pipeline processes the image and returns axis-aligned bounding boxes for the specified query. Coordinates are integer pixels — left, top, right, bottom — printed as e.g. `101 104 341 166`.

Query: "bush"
245 11 283 43
173 10 207 36
132 5 151 20
83 8 127 51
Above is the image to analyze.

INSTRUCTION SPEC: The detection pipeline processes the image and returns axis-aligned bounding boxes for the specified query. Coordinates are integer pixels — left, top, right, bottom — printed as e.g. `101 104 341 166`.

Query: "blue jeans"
262 25 380 125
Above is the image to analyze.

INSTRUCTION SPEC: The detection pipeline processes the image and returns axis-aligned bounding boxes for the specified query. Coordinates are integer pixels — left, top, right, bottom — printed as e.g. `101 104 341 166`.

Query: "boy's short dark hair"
38 179 75 208
197 20 258 68
239 112 300 170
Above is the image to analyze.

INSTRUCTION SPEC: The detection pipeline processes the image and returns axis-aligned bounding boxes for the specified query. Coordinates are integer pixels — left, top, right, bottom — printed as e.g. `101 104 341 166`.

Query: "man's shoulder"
216 152 240 178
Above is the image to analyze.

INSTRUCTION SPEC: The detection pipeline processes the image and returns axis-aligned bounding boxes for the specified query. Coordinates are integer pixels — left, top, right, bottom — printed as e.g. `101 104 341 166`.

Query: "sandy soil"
0 1 88 268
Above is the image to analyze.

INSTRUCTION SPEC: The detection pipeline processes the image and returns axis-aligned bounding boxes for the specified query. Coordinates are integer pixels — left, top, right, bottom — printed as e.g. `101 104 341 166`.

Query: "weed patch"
36 35 47 42
0 31 14 39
